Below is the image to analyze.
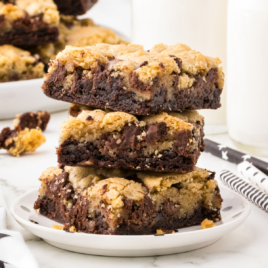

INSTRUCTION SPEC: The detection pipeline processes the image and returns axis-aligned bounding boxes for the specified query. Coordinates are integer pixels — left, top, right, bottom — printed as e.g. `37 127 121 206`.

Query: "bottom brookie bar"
34 166 222 235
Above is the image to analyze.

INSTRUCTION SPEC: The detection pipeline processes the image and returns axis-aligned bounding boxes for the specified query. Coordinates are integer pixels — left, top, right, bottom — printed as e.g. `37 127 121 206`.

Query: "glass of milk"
131 0 227 134
227 0 268 156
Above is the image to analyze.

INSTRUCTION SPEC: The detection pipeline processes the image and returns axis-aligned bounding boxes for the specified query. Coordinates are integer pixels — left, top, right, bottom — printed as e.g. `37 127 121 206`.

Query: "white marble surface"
0 110 268 268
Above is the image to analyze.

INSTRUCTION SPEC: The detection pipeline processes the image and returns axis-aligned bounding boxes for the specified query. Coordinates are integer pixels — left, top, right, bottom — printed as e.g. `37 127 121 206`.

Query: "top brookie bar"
53 0 98 16
0 0 59 46
42 43 224 115
57 104 204 173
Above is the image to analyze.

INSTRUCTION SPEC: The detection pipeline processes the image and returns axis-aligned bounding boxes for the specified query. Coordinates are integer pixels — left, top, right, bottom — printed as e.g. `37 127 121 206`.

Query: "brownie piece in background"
0 126 46 156
13 111 50 131
53 0 98 16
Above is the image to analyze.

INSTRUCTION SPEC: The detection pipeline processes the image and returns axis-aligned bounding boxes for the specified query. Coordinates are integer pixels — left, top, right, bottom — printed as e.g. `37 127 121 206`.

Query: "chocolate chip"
86 115 93 121
169 55 182 69
139 61 148 67
100 184 108 195
107 56 115 61
172 183 182 191
159 62 165 68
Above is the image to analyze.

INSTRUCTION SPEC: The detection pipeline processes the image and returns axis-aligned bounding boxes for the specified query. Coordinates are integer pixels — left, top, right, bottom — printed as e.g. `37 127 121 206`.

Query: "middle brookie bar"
34 165 222 235
57 104 204 173
42 43 224 115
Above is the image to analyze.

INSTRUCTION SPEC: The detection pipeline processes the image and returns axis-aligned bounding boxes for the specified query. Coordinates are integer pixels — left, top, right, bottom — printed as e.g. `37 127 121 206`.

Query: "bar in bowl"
34 16 128 66
42 43 224 115
0 0 59 46
34 165 222 235
57 104 204 173
0 45 44 82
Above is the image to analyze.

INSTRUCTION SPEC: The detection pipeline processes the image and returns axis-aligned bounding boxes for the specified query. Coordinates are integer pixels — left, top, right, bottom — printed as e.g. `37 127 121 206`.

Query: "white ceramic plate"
0 79 69 119
11 188 250 257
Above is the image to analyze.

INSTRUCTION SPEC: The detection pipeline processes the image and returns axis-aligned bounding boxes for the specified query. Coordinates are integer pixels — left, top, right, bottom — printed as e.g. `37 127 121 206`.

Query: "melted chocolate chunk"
61 183 74 200
146 122 167 144
173 129 192 154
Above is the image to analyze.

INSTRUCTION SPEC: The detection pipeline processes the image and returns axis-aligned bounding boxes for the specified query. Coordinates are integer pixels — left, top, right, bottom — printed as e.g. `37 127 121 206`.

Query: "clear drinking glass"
227 0 268 156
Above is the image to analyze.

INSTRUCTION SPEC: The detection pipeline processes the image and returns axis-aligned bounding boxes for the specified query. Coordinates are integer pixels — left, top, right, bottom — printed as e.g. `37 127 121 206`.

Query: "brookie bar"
53 0 98 16
34 165 222 235
57 104 204 173
0 0 59 46
13 111 50 131
42 43 224 115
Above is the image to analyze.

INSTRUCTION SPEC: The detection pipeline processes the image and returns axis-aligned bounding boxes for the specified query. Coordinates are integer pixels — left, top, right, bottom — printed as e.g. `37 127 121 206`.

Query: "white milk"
227 0 268 155
131 0 227 132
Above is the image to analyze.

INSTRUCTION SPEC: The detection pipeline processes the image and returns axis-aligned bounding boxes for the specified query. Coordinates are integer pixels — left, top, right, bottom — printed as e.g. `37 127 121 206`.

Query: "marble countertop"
0 110 268 268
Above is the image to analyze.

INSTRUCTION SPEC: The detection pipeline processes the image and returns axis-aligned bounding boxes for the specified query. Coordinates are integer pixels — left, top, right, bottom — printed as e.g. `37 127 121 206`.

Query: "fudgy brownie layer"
43 62 221 115
54 0 98 15
0 14 59 46
58 137 200 173
34 166 222 235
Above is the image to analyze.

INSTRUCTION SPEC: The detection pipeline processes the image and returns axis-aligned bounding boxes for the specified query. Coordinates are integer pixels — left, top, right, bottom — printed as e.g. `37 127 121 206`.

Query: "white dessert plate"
11 187 250 257
0 79 69 119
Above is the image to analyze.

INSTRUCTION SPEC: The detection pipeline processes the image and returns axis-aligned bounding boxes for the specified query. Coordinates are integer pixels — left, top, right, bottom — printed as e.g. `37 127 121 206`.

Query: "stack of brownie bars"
0 0 127 82
34 42 224 235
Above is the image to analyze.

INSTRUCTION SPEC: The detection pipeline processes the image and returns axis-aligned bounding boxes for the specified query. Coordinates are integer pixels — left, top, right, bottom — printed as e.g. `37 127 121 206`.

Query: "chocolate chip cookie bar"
57 104 204 173
42 43 224 115
0 0 59 46
34 165 222 235
0 45 44 82
33 16 128 66
13 111 50 131
53 0 98 16
0 126 46 156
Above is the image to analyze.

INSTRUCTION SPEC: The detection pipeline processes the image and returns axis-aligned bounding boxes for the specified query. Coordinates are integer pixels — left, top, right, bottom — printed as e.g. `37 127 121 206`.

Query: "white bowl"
0 78 69 119
11 187 250 257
